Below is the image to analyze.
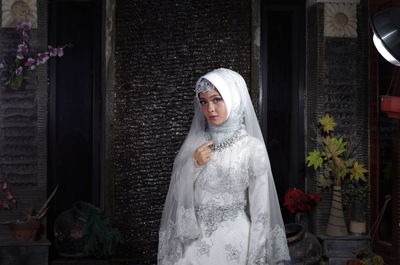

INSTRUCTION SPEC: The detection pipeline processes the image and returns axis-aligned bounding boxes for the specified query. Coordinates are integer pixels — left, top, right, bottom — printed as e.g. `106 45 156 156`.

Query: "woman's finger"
197 141 214 151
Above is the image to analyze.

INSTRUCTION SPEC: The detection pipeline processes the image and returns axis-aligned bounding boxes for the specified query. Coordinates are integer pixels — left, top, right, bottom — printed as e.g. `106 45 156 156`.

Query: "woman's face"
198 89 228 126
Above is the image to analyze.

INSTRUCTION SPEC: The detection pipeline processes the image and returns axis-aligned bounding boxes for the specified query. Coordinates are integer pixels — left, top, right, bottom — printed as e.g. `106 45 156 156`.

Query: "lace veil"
158 68 288 265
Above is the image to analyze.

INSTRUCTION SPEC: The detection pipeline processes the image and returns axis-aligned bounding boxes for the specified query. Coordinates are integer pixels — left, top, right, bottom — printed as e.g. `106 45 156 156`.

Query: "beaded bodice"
194 133 250 235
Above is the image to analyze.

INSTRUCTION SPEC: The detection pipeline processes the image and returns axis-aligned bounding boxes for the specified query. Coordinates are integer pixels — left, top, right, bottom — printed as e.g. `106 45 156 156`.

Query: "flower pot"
8 221 41 240
349 200 366 234
381 96 400 119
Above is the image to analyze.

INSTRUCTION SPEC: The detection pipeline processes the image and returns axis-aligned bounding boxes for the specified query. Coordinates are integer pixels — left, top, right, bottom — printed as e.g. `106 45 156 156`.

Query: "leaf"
344 158 356 168
334 157 349 180
319 115 337 133
350 162 368 182
317 175 332 189
306 150 323 170
322 136 347 159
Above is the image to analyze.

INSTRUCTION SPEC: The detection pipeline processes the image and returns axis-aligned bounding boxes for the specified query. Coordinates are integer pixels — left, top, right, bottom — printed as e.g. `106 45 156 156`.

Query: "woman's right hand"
194 141 213 166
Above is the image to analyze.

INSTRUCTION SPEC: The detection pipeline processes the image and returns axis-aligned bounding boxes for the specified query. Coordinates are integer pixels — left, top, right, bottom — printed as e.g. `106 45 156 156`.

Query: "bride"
158 68 290 265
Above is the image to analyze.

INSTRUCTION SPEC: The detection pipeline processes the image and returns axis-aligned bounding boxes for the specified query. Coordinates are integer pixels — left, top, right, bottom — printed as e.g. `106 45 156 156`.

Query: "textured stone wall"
0 0 48 238
305 1 369 236
113 0 251 262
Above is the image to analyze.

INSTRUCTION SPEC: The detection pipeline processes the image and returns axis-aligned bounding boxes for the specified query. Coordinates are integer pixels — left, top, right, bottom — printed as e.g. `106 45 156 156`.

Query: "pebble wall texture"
114 0 251 261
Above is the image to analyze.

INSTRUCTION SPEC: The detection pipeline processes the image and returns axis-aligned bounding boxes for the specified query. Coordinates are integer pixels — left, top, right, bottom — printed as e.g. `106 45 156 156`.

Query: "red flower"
284 188 322 214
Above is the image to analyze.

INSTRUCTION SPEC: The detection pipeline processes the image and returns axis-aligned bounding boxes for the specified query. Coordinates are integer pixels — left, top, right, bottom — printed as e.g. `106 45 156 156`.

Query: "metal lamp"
370 7 400 67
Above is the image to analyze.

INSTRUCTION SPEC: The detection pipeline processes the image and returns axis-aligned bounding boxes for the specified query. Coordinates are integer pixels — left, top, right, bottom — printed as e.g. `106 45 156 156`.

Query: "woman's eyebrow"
209 93 221 98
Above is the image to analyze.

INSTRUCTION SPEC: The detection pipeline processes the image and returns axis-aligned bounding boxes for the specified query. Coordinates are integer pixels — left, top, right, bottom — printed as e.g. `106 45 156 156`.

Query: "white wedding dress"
158 68 290 265
174 129 289 265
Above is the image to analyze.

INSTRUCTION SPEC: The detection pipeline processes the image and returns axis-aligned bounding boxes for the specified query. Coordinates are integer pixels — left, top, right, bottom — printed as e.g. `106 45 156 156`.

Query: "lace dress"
174 130 289 265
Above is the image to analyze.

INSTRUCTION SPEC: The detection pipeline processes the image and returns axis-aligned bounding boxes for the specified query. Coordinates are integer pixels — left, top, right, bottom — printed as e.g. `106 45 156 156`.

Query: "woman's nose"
208 103 215 112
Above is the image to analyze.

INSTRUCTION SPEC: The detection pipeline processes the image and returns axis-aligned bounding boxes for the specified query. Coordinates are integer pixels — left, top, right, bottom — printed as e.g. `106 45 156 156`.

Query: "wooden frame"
369 1 400 264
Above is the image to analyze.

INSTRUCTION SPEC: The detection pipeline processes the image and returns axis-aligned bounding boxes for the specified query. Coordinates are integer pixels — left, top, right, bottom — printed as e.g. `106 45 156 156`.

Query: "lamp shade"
370 8 400 66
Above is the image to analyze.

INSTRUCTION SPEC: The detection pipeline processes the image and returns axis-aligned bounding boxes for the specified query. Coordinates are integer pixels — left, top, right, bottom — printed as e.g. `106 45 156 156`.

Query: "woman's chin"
208 119 224 126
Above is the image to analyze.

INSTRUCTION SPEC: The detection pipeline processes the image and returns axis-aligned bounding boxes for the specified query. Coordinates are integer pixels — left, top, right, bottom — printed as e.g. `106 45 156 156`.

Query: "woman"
158 68 290 265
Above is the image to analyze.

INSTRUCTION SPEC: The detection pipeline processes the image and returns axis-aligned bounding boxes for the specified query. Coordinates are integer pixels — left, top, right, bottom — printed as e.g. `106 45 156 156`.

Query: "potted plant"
346 248 385 265
1 181 58 240
54 201 122 259
342 180 369 234
306 114 368 236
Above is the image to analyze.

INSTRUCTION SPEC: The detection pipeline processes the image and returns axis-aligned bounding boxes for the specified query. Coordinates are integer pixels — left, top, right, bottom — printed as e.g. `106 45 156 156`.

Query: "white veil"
158 68 288 265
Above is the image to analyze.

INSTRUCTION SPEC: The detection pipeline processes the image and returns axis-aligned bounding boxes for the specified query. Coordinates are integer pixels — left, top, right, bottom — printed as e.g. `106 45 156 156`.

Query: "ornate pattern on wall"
1 0 37 28
0 0 47 238
324 3 357 38
114 0 251 262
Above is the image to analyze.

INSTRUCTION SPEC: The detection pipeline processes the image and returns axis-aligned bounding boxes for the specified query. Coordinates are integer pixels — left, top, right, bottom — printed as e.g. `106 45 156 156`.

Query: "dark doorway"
261 0 305 223
47 0 102 258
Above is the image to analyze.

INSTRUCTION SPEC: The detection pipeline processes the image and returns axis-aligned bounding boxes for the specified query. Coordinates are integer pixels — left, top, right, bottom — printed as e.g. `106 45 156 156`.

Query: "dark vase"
295 212 309 232
285 223 322 265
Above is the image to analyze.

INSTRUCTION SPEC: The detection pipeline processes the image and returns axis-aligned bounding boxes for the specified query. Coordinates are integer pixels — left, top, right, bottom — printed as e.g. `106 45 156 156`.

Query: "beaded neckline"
207 130 247 152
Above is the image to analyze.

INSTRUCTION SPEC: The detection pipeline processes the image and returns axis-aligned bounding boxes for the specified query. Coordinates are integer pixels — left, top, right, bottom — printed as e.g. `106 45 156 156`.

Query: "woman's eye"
199 100 207 105
213 98 223 103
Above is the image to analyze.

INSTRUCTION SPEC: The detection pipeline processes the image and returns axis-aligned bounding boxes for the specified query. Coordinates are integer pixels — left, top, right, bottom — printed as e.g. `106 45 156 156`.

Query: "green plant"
342 179 369 207
351 248 385 265
306 114 368 188
82 205 122 259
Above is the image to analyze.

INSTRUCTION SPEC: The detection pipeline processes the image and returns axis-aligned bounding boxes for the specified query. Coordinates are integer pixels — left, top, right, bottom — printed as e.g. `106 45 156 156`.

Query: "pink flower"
36 52 49 65
0 60 4 69
16 52 24 60
48 45 57 56
2 181 8 191
56 48 64 57
16 22 32 32
15 66 23 76
17 43 29 54
25 58 36 70
22 31 30 42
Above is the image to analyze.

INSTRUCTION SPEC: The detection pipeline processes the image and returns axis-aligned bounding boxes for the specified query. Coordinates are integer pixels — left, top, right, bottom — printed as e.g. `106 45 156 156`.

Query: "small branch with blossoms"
0 22 71 90
0 179 17 210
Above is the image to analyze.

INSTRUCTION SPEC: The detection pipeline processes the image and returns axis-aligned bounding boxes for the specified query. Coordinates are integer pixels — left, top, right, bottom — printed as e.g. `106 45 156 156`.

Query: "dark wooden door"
369 1 400 264
261 0 305 223
47 0 102 256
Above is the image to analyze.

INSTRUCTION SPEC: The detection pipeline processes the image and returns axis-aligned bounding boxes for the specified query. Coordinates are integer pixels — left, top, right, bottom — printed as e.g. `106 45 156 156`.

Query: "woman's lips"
209 115 218 120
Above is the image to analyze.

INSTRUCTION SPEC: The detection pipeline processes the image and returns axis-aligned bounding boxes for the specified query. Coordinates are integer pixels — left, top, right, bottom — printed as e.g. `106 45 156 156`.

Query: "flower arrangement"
0 22 69 90
0 179 17 210
284 188 321 214
306 114 368 188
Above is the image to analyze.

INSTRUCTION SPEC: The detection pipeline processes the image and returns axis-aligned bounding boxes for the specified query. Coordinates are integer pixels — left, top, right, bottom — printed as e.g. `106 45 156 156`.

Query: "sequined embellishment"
225 243 241 262
196 78 216 94
208 130 247 152
195 202 246 237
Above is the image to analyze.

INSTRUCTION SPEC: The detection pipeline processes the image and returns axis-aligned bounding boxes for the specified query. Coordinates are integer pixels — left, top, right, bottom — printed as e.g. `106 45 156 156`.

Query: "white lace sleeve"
247 138 290 265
